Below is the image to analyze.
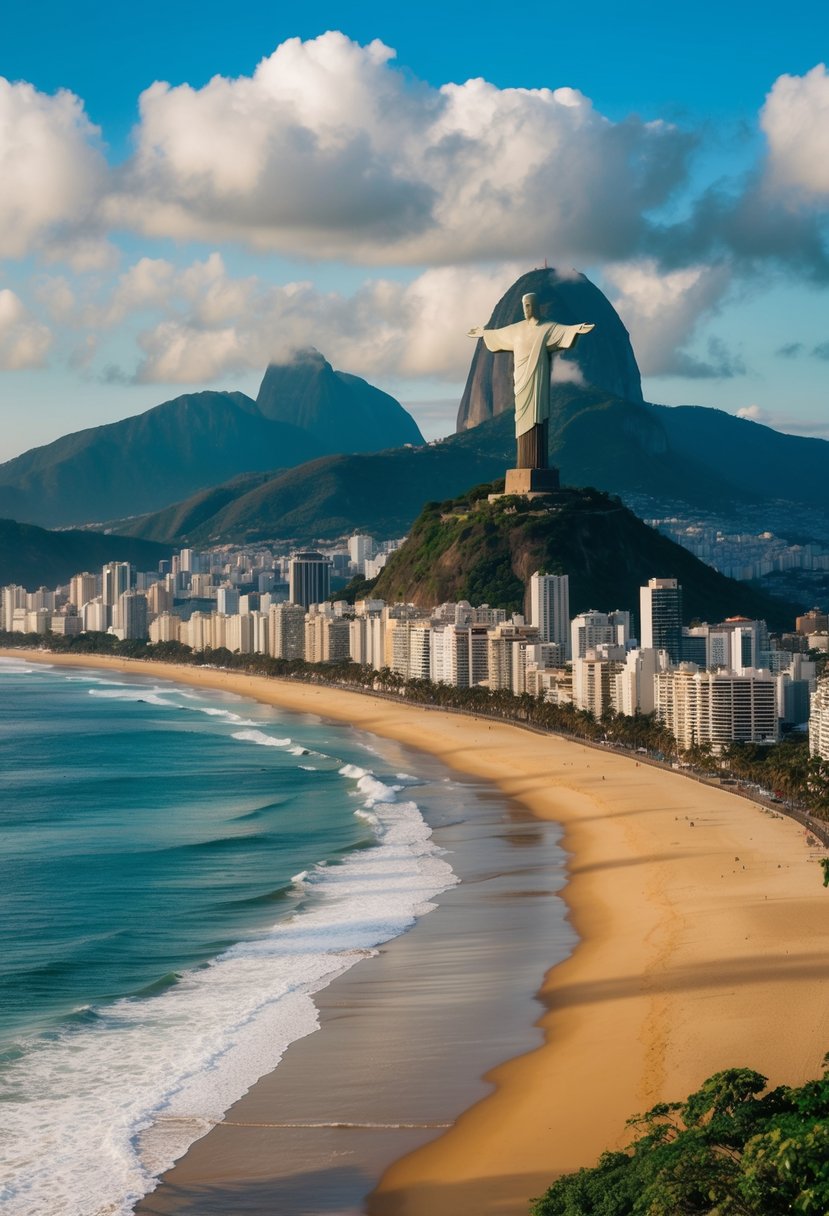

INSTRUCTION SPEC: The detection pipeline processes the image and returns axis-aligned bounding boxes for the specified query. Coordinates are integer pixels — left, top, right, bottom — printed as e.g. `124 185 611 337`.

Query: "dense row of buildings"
648 519 829 582
3 542 829 760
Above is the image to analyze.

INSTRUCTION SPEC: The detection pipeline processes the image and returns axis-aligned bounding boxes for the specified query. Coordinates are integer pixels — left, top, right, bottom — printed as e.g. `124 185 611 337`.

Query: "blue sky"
1 1 828 460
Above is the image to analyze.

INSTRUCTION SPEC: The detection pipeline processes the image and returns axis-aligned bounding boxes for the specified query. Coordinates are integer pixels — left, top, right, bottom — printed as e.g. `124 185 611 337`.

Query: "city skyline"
2 3 829 461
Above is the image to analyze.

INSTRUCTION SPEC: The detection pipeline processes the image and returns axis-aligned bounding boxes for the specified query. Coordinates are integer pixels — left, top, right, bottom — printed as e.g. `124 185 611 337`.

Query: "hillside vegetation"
370 484 800 628
532 1062 829 1216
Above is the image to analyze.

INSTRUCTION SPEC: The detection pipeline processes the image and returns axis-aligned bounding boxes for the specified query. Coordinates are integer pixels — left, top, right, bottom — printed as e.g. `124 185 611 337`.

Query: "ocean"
0 657 461 1216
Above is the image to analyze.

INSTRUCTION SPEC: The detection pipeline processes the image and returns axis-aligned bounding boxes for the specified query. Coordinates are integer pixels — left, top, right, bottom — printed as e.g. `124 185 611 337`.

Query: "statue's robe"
481 319 585 469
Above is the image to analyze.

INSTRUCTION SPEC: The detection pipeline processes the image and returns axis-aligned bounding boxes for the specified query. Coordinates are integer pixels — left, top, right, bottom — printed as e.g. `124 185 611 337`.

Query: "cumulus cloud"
777 341 803 358
102 32 694 265
97 253 527 384
603 260 742 378
761 63 829 199
0 78 106 259
812 340 829 360
0 289 52 369
736 403 829 439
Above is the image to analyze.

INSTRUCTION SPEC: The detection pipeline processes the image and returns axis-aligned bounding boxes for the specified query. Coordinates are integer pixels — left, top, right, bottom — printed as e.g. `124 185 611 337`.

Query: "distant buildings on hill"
2 532 829 758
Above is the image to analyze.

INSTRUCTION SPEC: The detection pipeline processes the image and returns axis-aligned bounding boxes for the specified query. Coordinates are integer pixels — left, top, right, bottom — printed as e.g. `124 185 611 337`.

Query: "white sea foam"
196 707 258 726
0 760 457 1216
230 728 293 748
88 686 177 708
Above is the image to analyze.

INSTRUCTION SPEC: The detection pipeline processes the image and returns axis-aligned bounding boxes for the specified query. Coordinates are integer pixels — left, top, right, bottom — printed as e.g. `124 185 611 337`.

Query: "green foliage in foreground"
531 1062 829 1216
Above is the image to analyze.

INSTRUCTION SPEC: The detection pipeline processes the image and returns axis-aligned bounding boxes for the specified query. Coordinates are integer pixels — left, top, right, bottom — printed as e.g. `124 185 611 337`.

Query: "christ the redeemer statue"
468 292 594 470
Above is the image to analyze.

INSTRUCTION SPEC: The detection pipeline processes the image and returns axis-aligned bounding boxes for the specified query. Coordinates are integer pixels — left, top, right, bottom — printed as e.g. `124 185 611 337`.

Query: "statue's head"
522 293 539 320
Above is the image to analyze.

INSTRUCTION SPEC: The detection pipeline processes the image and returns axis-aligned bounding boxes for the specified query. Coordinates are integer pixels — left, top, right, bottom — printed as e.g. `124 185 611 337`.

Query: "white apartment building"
487 624 541 694
102 562 131 630
613 647 662 716
809 679 829 761
640 578 682 662
571 610 630 660
349 612 385 670
216 586 240 615
305 614 350 663
656 665 778 750
50 614 82 637
526 665 573 705
529 572 570 656
348 534 376 573
572 645 627 716
82 597 109 633
384 618 432 679
269 602 305 660
117 591 149 641
149 613 181 643
1 584 26 630
430 624 489 688
69 572 98 610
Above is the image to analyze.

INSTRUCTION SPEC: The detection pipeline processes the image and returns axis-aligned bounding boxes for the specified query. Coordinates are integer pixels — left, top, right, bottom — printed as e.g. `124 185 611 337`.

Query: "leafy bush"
531 1061 829 1216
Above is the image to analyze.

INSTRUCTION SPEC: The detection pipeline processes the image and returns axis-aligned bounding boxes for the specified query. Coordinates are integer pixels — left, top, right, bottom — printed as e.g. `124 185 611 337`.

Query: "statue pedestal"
487 466 560 504
504 467 560 495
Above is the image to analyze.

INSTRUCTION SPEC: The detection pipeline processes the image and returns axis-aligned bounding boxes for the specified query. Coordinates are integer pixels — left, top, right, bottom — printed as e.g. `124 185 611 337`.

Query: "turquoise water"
0 658 458 1216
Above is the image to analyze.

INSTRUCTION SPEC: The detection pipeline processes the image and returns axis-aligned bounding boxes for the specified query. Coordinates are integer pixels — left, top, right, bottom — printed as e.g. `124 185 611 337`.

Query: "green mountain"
119 383 829 548
368 484 800 630
116 421 512 545
0 352 423 530
256 348 423 452
0 519 174 591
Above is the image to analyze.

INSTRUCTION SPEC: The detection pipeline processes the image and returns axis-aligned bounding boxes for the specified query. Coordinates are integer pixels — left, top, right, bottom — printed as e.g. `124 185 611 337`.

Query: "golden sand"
8 650 829 1215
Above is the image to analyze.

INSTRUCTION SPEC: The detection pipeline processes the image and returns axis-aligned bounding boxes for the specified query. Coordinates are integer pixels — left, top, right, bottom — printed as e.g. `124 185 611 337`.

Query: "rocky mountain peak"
457 267 643 431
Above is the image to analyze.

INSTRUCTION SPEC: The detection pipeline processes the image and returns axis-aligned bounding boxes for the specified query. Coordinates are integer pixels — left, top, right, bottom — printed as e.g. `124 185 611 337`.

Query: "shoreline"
5 649 829 1216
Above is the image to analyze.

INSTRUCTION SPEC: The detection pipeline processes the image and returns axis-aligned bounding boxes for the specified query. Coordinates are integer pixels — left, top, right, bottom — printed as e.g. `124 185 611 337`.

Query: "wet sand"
7 651 829 1216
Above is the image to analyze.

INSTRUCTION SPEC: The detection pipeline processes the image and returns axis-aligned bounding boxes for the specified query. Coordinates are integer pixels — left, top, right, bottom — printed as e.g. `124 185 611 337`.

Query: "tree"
531 1061 829 1216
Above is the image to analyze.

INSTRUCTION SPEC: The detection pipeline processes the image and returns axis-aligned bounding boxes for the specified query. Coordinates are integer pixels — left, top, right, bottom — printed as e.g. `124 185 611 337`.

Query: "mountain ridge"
0 354 424 529
116 386 829 548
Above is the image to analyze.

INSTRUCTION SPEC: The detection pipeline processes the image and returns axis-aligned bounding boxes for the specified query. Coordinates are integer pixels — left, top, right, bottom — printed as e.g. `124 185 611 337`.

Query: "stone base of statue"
504 466 560 494
487 465 560 503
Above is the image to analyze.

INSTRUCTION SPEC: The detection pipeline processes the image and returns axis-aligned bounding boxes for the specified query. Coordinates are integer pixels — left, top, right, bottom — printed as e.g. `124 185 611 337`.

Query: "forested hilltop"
366 483 800 629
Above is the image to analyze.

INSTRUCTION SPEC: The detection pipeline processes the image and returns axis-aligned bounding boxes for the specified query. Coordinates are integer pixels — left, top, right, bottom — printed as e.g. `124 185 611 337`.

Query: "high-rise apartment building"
810 678 829 761
640 578 682 662
69 572 98 610
348 534 376 572
570 609 630 660
1 584 26 630
216 586 240 615
102 562 131 629
529 572 570 656
288 552 331 609
656 666 778 749
269 602 305 660
118 591 149 640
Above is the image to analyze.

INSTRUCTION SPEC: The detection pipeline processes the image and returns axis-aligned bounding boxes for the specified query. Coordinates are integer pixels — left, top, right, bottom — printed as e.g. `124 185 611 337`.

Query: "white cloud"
603 260 742 378
98 254 527 383
0 289 52 369
104 32 693 265
761 64 829 198
736 403 829 440
0 78 106 259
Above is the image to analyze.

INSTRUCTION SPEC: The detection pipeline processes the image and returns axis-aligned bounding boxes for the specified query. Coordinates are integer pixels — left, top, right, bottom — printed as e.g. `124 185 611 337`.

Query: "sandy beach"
7 649 829 1216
